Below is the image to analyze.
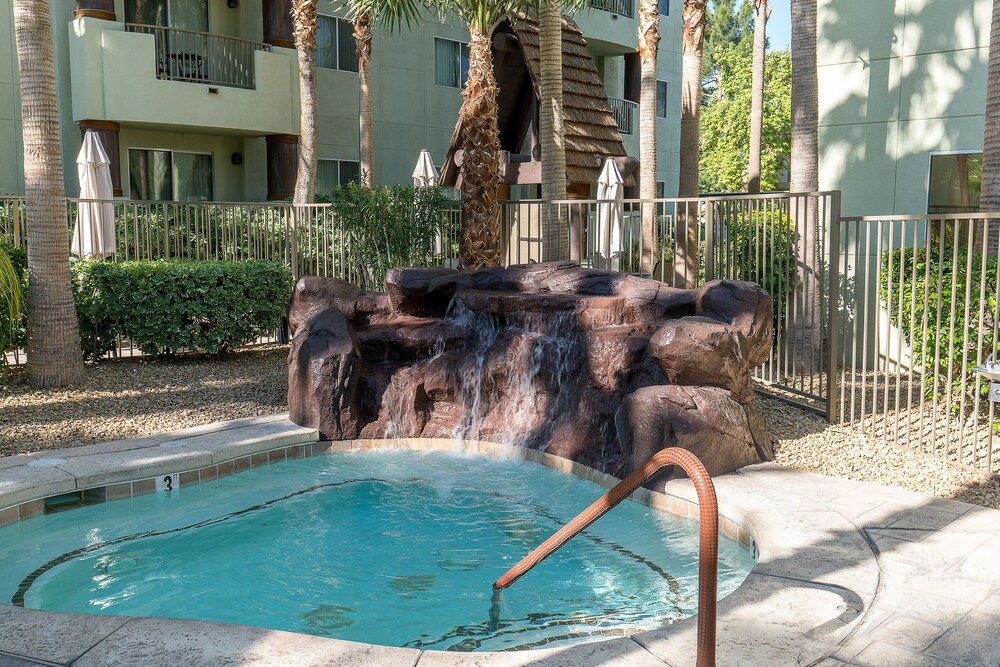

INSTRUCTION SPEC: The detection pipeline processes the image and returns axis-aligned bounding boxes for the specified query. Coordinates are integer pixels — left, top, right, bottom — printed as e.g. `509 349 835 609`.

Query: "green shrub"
72 259 292 360
880 246 997 419
321 183 452 289
0 243 27 365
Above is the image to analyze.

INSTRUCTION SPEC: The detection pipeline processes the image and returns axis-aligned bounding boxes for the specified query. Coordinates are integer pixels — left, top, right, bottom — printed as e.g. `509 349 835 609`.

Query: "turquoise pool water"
0 449 754 652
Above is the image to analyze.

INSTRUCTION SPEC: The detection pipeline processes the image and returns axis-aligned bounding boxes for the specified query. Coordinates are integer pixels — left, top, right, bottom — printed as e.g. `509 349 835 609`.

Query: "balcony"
588 0 634 19
607 97 637 135
125 24 272 90
68 17 299 136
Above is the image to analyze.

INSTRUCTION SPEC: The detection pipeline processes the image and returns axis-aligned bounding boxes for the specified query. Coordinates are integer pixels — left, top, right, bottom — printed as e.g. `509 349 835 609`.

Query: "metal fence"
498 192 839 415
588 0 634 18
833 213 1000 473
5 194 832 414
606 97 637 135
125 24 271 90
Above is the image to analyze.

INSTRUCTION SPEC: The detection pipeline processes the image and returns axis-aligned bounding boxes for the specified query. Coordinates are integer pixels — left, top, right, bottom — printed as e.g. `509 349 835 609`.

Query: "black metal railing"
589 0 635 18
607 97 638 135
126 24 271 89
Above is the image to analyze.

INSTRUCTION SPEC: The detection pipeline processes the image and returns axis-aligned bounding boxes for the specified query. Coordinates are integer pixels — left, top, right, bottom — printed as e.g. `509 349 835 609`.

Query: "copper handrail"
493 448 719 667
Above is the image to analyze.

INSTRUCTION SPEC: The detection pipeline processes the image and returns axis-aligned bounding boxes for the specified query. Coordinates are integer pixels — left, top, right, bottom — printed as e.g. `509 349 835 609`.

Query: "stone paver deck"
0 417 997 666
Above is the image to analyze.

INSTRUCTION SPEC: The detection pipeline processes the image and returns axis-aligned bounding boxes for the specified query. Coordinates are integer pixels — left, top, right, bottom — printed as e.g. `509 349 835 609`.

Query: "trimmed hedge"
72 259 292 360
880 246 998 418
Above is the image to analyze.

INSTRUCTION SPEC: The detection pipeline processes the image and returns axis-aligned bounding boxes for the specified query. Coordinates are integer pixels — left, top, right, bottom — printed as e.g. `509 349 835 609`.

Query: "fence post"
704 199 716 283
826 191 842 423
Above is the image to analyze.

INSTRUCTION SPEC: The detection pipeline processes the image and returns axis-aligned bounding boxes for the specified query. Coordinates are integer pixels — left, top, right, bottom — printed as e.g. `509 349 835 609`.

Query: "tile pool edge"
0 419 878 667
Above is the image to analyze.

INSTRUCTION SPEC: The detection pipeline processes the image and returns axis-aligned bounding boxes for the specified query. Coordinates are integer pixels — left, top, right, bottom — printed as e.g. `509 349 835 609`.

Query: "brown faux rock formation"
288 264 774 481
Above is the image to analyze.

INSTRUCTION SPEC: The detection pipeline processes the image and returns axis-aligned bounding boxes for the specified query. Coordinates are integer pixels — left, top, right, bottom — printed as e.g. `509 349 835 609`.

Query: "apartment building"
0 0 682 202
817 0 990 216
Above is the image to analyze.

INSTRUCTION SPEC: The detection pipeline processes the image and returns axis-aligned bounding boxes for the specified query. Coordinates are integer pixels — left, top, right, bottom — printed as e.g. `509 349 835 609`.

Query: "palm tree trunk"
459 28 502 269
676 0 705 287
540 4 568 261
790 0 821 371
638 0 659 275
292 0 319 204
355 10 375 188
981 0 1000 215
13 0 85 388
748 0 769 194
790 0 818 193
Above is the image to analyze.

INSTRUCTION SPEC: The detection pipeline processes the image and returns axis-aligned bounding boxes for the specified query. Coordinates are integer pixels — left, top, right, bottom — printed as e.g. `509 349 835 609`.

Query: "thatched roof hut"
440 12 637 191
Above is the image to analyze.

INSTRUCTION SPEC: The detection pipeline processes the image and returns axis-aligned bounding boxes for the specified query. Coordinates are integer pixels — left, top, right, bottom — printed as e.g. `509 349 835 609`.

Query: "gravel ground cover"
2 347 998 510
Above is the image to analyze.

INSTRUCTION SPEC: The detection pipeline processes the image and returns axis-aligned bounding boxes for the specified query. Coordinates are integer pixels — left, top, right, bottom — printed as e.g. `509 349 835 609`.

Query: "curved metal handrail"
493 448 720 667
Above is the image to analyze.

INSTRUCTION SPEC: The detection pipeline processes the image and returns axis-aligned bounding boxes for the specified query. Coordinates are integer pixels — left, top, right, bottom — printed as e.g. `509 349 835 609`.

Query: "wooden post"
73 0 114 20
266 134 298 201
79 120 121 197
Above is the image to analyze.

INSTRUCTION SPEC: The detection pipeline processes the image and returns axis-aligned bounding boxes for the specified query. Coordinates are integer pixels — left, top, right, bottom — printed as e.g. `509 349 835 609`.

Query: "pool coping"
0 416 880 666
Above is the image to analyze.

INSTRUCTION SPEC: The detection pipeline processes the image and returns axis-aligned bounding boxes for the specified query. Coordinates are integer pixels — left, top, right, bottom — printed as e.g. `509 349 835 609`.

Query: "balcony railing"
589 0 635 18
607 97 637 135
125 24 271 89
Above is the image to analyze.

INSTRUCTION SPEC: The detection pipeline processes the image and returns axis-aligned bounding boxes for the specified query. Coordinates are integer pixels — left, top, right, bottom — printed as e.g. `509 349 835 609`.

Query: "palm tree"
13 0 85 387
292 0 320 204
790 0 820 364
677 0 706 287
748 0 769 194
980 0 1000 213
370 0 568 269
638 0 659 274
790 0 817 194
354 9 375 187
540 3 567 261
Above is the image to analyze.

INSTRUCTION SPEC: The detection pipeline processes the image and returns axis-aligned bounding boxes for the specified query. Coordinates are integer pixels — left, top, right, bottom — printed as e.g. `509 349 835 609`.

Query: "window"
317 159 361 195
655 181 666 199
928 153 982 214
658 0 669 15
125 0 208 30
317 16 359 73
656 80 668 118
128 149 214 201
434 38 470 88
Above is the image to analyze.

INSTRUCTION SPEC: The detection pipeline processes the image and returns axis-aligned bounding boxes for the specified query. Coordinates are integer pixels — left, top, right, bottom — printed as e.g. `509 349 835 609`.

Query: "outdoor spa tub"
0 433 756 655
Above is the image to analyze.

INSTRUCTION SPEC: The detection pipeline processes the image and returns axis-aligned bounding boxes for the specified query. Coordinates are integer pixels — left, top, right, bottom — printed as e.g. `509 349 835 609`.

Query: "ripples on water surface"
0 448 754 651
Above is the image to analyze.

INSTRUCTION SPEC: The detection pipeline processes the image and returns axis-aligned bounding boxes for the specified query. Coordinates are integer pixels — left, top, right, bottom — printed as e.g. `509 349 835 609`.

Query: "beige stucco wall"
4 2 683 201
818 0 990 216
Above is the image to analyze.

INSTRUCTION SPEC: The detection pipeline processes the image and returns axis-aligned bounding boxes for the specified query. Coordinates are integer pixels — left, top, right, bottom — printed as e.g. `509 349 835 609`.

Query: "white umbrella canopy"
71 130 116 260
412 149 444 255
596 158 624 269
412 148 439 187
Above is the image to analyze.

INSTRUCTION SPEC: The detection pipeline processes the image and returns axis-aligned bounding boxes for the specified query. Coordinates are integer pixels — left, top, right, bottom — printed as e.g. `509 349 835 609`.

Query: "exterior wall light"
231 153 243 165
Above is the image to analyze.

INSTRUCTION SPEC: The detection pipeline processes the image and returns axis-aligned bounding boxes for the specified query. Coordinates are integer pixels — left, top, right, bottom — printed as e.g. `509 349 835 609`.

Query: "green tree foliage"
702 0 754 96
699 47 791 192
0 244 27 366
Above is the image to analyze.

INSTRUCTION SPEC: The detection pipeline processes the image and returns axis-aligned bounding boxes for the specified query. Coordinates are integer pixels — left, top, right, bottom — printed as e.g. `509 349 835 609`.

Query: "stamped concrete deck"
0 417 997 667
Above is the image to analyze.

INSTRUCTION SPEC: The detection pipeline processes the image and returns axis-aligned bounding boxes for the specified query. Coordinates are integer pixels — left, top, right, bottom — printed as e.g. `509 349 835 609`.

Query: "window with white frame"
317 159 361 195
317 16 359 73
656 80 668 118
128 149 214 201
434 37 470 88
927 152 982 214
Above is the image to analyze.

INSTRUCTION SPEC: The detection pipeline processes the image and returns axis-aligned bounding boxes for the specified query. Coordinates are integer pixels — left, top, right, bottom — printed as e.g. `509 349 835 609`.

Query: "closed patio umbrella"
412 149 443 255
596 158 624 270
71 130 116 260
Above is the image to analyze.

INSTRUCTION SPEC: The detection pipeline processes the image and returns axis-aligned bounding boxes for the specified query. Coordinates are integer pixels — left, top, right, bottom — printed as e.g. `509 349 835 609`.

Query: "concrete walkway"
0 418 997 666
